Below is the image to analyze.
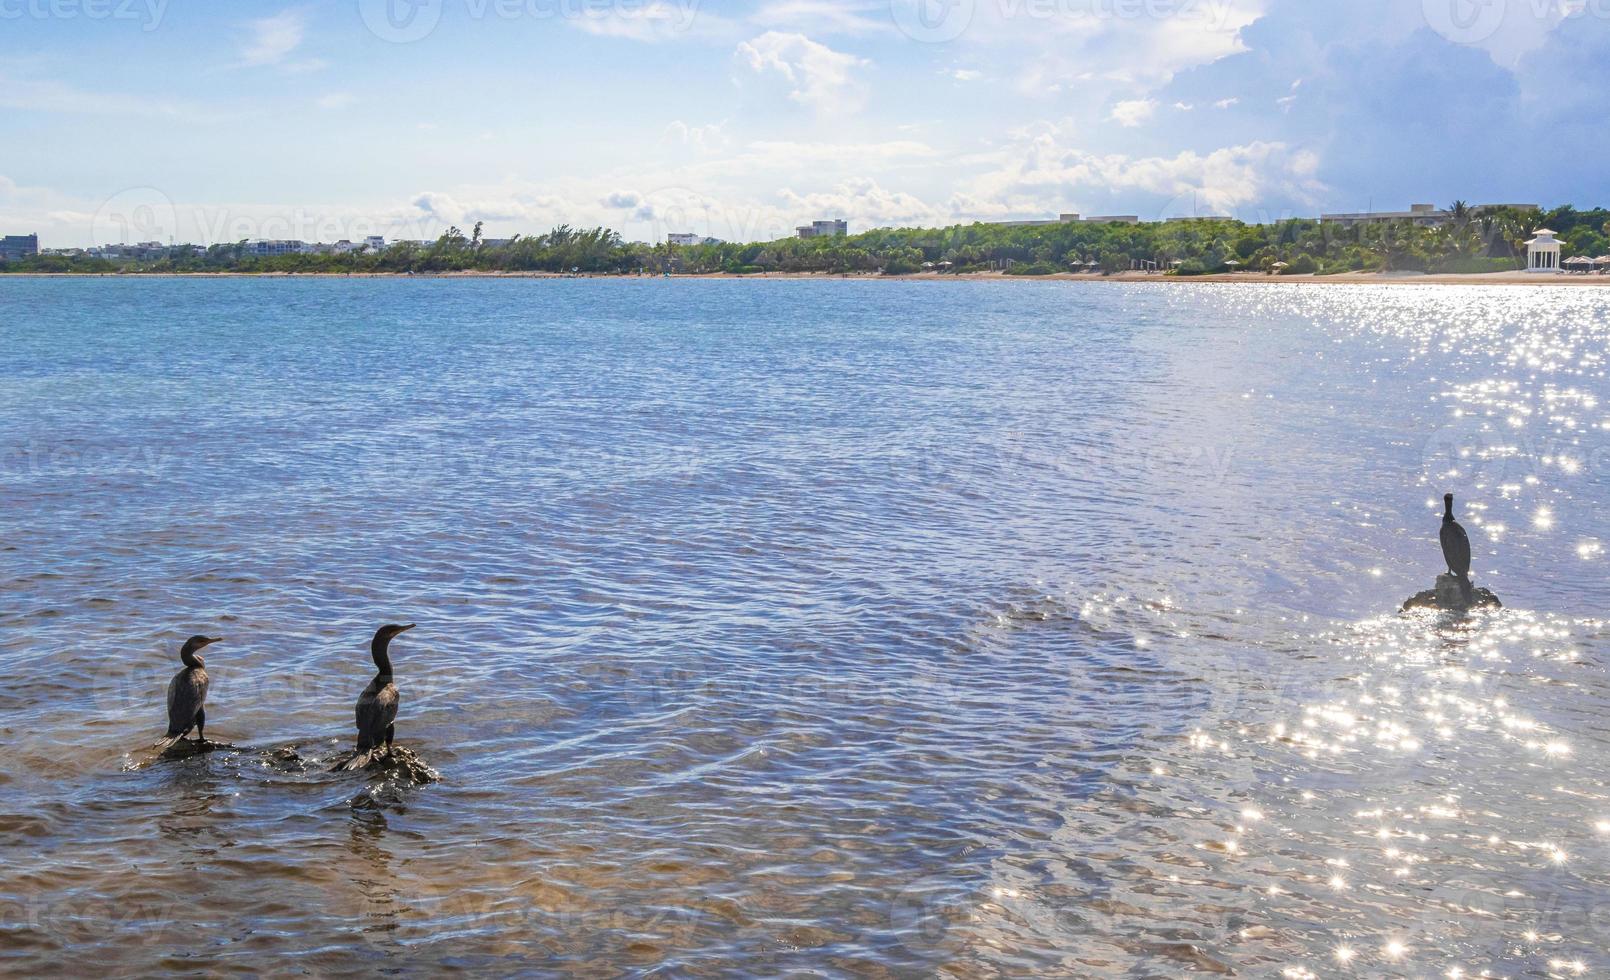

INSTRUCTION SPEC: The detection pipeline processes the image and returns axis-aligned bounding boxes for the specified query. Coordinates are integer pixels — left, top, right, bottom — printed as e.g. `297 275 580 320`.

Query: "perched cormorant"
1440 493 1475 604
154 635 220 751
335 624 413 771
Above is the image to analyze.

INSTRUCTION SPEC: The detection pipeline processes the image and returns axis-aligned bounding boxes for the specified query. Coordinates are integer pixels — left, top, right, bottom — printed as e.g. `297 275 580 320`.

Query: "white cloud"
241 9 310 67
734 31 867 114
1109 98 1158 127
663 119 731 154
958 0 1268 96
966 128 1323 218
1214 97 1240 109
315 92 354 110
950 68 984 81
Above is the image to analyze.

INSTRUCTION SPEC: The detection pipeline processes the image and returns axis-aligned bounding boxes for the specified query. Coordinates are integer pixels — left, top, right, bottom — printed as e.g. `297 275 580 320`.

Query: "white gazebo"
1526 228 1563 273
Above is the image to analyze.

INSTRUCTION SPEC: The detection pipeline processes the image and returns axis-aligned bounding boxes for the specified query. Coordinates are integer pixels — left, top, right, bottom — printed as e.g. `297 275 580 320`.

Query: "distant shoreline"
6 269 1610 286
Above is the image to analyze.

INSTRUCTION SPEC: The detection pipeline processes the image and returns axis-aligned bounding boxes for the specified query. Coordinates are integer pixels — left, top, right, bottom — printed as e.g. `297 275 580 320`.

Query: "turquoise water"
1 278 1607 974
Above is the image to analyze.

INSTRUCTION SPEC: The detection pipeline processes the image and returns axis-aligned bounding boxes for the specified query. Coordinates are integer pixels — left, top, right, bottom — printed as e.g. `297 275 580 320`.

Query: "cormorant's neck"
1444 499 1455 521
181 650 205 669
370 636 393 676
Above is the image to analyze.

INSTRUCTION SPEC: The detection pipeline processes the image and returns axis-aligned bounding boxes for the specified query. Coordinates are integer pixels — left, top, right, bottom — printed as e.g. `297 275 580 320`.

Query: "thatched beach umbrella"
1270 261 1289 275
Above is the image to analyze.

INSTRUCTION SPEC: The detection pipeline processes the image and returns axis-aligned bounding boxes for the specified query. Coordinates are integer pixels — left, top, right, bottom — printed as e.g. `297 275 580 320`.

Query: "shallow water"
1 278 1607 975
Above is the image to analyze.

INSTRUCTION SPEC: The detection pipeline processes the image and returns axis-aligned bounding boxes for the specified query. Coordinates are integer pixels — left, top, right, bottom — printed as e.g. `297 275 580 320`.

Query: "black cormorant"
335 624 413 771
154 635 220 751
1440 493 1475 604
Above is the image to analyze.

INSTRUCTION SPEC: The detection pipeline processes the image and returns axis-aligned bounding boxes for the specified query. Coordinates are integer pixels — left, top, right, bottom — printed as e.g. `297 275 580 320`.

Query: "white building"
364 235 387 251
1320 202 1539 229
243 240 308 256
667 233 720 246
796 219 848 239
1526 228 1562 273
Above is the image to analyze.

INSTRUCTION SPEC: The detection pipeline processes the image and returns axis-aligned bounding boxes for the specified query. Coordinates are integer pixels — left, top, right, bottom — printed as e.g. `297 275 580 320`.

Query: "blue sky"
3 0 1607 246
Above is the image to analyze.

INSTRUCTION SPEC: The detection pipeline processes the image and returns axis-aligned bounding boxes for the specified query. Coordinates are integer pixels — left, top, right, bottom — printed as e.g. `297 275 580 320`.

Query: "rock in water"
1402 573 1502 612
347 746 439 811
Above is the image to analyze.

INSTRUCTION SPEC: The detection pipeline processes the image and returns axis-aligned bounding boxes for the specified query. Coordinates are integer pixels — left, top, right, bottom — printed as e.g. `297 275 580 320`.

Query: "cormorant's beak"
397 624 416 633
202 636 223 647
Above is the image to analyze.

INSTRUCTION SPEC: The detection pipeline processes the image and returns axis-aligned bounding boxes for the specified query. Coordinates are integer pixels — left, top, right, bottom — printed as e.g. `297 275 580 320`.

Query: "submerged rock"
346 746 439 811
1402 573 1502 612
159 739 237 759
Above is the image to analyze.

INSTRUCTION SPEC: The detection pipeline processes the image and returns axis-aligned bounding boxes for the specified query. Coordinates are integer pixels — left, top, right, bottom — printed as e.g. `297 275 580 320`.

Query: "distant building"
1165 215 1232 223
995 214 1083 228
796 219 848 239
364 235 387 251
1 234 40 261
992 214 1139 227
243 240 308 256
1320 202 1539 229
1526 228 1562 273
91 241 168 260
667 233 720 246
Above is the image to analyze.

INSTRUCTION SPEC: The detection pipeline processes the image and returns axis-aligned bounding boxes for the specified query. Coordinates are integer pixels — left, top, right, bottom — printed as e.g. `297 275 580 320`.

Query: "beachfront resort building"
1526 228 1563 273
243 240 310 257
667 233 721 246
1320 202 1539 228
796 220 848 239
1 234 39 261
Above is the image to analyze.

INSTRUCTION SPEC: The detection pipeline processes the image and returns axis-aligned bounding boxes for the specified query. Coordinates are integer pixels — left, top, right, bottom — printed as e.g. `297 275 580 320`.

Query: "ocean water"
1 277 1607 975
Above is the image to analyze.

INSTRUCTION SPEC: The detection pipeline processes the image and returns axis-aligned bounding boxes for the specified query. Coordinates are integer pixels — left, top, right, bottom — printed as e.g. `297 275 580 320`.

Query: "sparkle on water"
0 279 1606 974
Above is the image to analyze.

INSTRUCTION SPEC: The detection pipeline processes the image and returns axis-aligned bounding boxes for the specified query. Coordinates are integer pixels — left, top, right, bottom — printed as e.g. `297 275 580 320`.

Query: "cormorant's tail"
1456 572 1475 605
332 748 373 772
153 732 184 752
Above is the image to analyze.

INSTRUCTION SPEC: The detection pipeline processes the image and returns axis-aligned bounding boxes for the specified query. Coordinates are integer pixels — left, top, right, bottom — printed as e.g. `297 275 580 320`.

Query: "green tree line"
7 205 1608 277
